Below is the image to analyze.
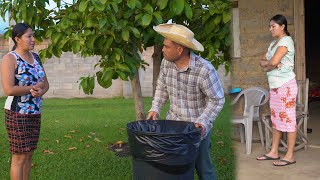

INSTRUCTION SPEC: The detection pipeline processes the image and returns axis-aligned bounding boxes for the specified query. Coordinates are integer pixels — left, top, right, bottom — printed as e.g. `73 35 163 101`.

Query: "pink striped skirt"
269 78 297 132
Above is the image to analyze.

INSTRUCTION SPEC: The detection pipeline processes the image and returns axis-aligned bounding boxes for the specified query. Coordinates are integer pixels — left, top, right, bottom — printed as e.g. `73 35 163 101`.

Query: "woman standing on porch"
256 14 297 166
1 23 49 179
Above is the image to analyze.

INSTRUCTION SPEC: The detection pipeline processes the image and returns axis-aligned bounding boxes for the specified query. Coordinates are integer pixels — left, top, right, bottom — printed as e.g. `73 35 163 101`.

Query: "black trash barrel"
127 120 201 180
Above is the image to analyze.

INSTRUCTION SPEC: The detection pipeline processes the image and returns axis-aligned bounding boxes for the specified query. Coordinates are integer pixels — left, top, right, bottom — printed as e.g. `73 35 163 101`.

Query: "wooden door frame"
294 0 305 80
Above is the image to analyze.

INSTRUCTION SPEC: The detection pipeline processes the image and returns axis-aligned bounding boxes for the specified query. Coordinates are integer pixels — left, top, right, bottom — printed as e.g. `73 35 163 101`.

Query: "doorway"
305 0 320 146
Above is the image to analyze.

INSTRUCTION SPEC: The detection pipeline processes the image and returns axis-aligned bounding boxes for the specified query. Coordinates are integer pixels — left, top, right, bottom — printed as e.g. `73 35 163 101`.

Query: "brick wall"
0 38 231 98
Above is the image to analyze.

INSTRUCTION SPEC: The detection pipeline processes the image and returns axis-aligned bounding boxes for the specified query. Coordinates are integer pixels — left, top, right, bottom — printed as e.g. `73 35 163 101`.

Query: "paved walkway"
236 101 320 180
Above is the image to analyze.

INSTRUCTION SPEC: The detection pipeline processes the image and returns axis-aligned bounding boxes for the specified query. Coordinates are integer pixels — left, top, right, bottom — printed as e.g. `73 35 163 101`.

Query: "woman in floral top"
1 23 49 179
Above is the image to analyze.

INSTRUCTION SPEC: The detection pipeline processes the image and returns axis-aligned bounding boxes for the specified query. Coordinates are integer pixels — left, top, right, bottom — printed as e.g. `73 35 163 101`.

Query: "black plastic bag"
127 120 201 166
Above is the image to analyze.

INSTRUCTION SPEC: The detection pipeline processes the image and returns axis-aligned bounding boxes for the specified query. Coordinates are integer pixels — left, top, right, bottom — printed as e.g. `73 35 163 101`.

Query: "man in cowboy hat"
147 23 225 180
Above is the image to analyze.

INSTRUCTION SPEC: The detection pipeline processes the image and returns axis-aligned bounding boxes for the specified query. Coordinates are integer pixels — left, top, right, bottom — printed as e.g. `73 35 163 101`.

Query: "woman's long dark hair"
270 14 290 36
11 23 32 51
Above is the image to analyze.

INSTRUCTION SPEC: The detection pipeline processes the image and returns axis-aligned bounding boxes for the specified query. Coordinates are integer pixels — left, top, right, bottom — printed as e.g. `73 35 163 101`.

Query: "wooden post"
294 0 306 81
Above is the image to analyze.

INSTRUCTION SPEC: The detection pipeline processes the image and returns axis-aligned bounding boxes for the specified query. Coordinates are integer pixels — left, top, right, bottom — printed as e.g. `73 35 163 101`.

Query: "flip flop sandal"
273 159 296 166
256 154 280 161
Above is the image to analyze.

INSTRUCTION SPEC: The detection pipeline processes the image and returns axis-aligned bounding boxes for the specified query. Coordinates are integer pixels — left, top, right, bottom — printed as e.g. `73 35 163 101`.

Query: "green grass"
0 97 235 180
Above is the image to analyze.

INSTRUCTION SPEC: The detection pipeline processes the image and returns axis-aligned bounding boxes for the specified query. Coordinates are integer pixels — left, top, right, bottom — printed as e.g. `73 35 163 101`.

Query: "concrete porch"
235 101 320 180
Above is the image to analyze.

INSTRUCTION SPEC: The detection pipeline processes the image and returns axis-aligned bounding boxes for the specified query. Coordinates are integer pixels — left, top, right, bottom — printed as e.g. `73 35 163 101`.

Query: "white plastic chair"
231 87 269 154
296 78 309 142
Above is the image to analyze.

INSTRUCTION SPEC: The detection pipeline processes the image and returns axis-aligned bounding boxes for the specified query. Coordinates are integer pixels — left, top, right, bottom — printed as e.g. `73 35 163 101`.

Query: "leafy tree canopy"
0 0 231 94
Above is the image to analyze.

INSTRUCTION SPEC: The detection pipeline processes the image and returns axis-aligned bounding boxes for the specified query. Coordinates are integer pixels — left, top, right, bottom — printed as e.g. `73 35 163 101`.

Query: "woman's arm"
30 69 50 98
1 54 34 96
262 46 287 72
259 53 268 68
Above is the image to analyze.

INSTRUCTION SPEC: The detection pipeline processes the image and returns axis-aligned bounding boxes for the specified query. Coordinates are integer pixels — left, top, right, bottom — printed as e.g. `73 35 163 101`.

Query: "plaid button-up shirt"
149 52 225 136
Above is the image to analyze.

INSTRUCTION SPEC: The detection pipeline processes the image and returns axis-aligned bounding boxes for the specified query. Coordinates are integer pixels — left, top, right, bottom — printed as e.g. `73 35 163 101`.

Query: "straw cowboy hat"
153 23 204 52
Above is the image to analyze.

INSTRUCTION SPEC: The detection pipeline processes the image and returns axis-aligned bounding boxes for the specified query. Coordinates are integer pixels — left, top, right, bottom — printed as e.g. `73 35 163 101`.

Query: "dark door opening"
305 0 320 101
305 0 320 145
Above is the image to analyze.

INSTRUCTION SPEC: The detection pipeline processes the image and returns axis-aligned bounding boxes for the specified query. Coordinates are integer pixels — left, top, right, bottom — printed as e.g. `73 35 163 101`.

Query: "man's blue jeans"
195 130 217 180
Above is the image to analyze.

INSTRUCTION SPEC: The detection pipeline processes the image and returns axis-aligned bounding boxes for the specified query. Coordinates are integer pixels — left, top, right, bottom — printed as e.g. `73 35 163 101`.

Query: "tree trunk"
131 71 146 120
152 45 162 96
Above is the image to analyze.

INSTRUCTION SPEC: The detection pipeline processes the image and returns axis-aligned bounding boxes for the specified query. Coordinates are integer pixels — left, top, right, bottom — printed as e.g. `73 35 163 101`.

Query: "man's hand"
147 111 158 120
195 123 206 137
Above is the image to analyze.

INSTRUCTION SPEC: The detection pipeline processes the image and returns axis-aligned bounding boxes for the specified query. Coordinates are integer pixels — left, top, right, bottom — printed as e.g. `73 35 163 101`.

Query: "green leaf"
214 15 222 25
143 4 153 14
57 38 68 49
96 69 113 88
153 11 163 23
129 27 140 38
83 30 91 36
87 76 95 94
104 37 113 49
99 19 108 28
123 10 133 19
95 36 106 48
206 44 215 60
79 77 88 94
44 28 53 38
88 5 95 12
135 0 142 9
52 46 62 57
225 35 232 46
21 0 27 20
184 4 193 20
135 14 143 21
209 6 215 15
127 0 136 9
68 13 77 20
112 72 118 79
214 40 220 49
79 76 95 94
175 0 184 15
117 71 128 81
141 14 152 27
126 60 137 74
87 35 98 49
86 17 98 27
115 53 120 61
157 0 168 10
95 4 105 12
223 11 231 23
72 41 81 54
79 0 89 12
121 29 130 41
3 30 10 39
114 48 124 58
111 2 118 13
224 61 231 75
51 32 61 44
39 49 46 63
45 46 53 59
202 13 211 24
115 63 131 72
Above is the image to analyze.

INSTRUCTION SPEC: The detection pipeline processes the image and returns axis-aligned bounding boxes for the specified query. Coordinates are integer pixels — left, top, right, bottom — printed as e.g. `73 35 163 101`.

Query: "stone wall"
231 0 295 116
230 0 295 139
0 37 231 98
231 0 294 90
